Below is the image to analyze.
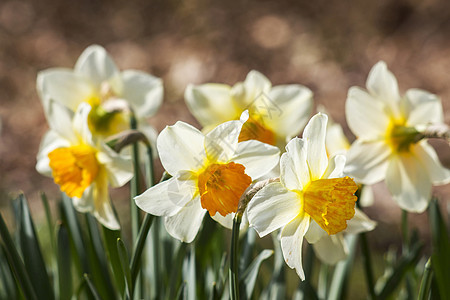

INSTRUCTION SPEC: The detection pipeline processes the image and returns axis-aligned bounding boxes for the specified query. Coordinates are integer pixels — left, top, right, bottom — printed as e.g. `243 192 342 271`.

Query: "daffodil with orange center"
247 113 360 280
345 61 450 212
185 70 313 149
36 102 133 229
134 115 280 243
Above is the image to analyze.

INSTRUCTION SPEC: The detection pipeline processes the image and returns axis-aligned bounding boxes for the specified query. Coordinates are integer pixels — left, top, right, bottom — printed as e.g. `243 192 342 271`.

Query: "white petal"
74 45 120 87
366 61 400 105
280 212 310 280
204 120 242 163
345 87 390 140
345 140 390 185
72 103 93 145
98 144 133 188
404 89 443 126
247 182 301 237
164 197 206 243
322 154 346 179
92 172 120 230
135 176 197 217
358 185 374 207
43 100 77 143
413 142 450 185
385 153 432 213
121 70 163 119
73 186 94 213
157 121 206 174
326 122 350 157
313 234 347 265
242 70 272 105
303 113 328 180
264 84 313 139
304 220 327 244
37 69 94 112
281 138 309 190
232 140 280 180
345 209 376 234
211 211 249 231
36 130 71 176
185 83 238 128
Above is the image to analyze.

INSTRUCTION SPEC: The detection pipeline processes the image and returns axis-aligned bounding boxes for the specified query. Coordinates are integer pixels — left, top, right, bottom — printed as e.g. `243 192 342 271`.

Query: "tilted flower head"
247 113 359 279
134 113 280 243
37 45 163 144
36 102 133 229
185 70 313 149
345 61 450 213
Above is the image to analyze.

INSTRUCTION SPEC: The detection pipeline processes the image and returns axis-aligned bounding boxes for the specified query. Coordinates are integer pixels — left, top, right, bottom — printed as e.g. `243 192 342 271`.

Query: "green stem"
417 258 432 300
229 213 242 300
360 232 376 300
130 214 154 291
401 210 409 254
130 114 141 245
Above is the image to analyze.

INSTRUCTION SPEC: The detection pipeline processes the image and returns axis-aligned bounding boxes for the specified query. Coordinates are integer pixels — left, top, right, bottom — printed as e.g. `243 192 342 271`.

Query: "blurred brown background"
0 0 449 244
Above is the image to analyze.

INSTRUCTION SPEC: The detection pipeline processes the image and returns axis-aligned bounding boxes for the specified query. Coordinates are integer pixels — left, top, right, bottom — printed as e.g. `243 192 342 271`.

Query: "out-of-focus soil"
0 0 449 245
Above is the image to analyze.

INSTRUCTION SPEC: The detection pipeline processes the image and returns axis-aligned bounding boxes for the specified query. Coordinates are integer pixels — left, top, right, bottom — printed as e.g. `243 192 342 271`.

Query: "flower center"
197 162 252 217
238 116 275 145
88 104 130 136
386 119 419 153
48 144 99 198
303 177 358 235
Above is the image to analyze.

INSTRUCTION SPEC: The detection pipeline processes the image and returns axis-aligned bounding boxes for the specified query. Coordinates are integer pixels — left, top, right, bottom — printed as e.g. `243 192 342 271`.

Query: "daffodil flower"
345 61 450 213
134 113 280 243
185 70 313 149
37 45 163 145
36 102 133 229
247 113 359 279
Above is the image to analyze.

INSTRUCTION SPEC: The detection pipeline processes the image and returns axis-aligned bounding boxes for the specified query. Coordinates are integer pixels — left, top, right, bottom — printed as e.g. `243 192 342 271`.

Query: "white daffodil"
36 102 133 230
134 113 280 243
345 61 450 213
37 45 163 145
318 105 374 207
247 113 359 279
185 70 313 149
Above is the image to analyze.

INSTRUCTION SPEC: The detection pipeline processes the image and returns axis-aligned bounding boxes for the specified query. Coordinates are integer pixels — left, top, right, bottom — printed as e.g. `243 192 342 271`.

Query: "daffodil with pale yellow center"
247 113 359 279
345 61 450 213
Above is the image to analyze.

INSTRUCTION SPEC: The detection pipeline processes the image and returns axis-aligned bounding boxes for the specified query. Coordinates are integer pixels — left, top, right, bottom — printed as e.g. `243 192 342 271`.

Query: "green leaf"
117 238 132 299
130 213 154 288
239 249 273 299
56 223 72 300
0 213 37 300
40 192 55 252
328 234 358 300
418 258 432 300
85 214 117 300
60 194 89 274
0 246 17 299
83 273 102 300
102 226 126 294
377 240 423 299
16 194 55 300
260 233 286 300
429 197 450 299
182 246 197 300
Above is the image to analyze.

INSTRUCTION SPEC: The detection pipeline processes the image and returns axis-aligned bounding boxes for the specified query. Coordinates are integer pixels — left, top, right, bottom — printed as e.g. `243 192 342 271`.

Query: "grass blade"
102 227 126 294
428 198 450 299
240 249 273 299
117 238 132 299
56 223 72 300
17 194 54 300
0 213 37 300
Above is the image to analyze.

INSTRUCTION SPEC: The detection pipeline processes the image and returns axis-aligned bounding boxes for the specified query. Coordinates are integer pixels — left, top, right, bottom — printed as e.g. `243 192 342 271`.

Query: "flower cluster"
36 46 449 282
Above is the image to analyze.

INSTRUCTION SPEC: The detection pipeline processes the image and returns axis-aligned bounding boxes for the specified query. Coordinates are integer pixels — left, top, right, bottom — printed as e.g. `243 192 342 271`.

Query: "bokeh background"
0 0 449 260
